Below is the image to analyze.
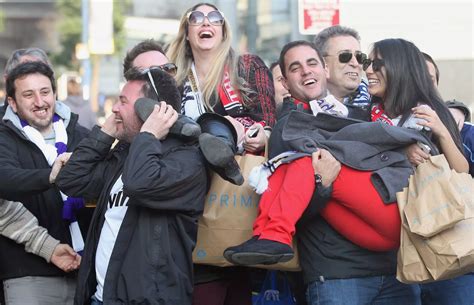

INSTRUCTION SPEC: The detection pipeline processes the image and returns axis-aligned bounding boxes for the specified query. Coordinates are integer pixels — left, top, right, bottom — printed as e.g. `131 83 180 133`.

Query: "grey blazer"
279 111 438 203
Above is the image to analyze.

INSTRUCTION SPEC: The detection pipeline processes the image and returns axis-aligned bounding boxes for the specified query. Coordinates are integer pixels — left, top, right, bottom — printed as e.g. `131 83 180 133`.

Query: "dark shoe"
223 235 259 264
199 133 244 185
135 97 201 138
226 238 294 266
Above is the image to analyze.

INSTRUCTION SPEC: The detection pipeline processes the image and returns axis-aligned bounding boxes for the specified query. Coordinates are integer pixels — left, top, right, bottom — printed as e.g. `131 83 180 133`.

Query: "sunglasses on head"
141 63 178 99
143 63 178 76
325 51 367 65
362 58 384 72
187 10 225 26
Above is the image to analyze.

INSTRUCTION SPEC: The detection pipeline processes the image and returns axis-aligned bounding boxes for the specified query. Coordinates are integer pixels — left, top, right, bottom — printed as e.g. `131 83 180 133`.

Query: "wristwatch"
314 173 323 185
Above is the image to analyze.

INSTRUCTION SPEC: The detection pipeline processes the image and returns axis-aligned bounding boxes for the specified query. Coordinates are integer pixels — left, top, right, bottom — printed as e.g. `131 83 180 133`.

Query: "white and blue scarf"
20 114 85 253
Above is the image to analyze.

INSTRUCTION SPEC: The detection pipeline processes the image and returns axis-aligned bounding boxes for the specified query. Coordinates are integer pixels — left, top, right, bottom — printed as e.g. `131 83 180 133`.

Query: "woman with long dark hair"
366 38 467 172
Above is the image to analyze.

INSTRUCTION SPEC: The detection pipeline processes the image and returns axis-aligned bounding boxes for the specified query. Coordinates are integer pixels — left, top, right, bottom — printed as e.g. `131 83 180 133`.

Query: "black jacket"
56 127 208 305
0 112 89 280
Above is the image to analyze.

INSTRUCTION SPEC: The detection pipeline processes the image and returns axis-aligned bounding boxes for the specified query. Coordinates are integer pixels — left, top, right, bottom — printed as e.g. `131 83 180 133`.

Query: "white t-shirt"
94 174 129 301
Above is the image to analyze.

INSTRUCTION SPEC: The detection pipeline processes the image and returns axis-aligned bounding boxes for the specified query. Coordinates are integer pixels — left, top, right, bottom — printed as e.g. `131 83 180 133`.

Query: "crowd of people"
0 2 473 305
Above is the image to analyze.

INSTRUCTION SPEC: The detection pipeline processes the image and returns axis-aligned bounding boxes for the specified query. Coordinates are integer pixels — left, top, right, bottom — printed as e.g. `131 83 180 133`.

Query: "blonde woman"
167 2 276 186
167 3 276 305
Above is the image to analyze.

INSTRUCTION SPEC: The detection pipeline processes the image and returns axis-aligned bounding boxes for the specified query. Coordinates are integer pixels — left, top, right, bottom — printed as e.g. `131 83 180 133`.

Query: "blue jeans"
420 273 474 305
306 275 421 305
90 296 103 305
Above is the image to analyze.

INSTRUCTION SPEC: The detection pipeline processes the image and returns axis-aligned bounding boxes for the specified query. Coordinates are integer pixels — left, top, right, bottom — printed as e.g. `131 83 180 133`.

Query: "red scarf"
218 68 244 117
371 103 394 125
292 98 311 111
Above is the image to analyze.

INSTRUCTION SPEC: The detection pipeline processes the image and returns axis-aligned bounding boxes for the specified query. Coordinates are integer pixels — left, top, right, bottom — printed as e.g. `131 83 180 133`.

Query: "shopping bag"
192 154 300 271
404 155 466 237
396 187 434 283
396 157 474 283
252 271 296 305
411 217 474 280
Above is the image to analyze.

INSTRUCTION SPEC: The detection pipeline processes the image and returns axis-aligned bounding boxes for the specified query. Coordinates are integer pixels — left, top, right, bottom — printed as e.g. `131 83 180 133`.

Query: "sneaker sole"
230 252 294 266
223 249 237 264
199 134 235 167
135 98 158 122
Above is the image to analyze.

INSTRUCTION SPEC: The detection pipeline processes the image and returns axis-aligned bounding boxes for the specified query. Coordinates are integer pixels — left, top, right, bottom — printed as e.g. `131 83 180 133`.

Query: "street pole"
81 0 91 102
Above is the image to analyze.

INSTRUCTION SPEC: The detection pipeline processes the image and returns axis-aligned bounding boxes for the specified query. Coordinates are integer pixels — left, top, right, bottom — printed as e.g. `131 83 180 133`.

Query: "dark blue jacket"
461 122 474 176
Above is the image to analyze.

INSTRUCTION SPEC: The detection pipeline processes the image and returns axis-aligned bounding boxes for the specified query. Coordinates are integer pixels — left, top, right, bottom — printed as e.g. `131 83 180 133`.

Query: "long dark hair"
370 38 463 153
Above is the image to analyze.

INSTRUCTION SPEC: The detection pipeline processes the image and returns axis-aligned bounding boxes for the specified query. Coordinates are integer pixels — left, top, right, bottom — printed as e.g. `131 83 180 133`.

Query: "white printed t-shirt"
94 174 129 301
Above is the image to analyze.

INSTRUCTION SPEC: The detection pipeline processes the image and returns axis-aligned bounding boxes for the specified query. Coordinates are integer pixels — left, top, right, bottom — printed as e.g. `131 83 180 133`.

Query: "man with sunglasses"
56 66 208 305
123 39 201 140
314 25 371 120
246 39 419 305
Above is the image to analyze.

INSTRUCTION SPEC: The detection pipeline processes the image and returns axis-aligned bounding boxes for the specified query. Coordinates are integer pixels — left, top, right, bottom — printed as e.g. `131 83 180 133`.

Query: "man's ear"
324 64 330 79
282 77 290 92
7 97 17 113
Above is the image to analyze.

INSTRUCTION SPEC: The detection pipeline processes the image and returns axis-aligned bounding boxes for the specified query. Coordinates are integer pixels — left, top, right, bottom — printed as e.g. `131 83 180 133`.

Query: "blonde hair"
167 3 250 110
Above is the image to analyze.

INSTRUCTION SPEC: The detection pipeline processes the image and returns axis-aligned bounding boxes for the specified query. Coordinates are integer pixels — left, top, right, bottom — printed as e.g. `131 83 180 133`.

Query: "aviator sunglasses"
362 58 385 72
141 63 178 99
325 51 367 65
187 10 225 26
143 63 178 77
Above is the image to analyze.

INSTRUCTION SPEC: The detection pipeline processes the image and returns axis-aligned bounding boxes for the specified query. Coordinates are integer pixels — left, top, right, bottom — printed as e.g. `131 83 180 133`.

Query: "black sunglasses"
141 64 178 100
325 51 367 65
187 10 225 26
362 58 385 72
144 63 178 76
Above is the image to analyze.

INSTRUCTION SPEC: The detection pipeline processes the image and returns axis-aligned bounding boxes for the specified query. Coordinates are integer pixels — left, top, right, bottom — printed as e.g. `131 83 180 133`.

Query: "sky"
338 0 473 59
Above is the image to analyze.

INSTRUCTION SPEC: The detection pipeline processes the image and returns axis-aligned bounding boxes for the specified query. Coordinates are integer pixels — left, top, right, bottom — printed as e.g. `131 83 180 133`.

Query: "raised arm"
56 125 118 199
122 132 207 214
413 105 469 173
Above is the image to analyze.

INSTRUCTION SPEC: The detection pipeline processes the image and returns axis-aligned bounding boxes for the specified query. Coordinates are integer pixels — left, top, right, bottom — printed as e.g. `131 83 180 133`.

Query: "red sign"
299 0 340 35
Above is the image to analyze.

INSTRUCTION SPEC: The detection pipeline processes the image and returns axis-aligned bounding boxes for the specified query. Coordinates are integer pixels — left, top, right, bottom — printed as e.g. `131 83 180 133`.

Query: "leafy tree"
52 0 129 70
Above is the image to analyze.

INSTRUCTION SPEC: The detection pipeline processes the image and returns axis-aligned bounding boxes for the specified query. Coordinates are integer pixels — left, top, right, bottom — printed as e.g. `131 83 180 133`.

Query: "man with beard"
56 67 208 305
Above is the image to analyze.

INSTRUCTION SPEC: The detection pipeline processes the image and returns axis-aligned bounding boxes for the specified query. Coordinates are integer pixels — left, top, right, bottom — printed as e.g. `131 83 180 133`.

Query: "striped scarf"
181 63 245 119
371 103 429 131
20 114 84 253
218 67 244 117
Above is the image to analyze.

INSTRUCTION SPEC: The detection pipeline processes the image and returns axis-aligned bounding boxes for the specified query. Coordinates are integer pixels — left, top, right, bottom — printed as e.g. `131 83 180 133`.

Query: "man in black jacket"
232 39 420 305
0 61 89 304
56 67 208 305
278 40 420 305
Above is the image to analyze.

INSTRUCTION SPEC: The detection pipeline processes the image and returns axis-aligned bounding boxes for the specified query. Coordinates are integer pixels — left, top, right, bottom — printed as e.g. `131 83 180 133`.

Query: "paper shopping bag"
404 155 466 237
396 187 433 283
397 158 474 282
193 154 300 271
411 217 474 280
